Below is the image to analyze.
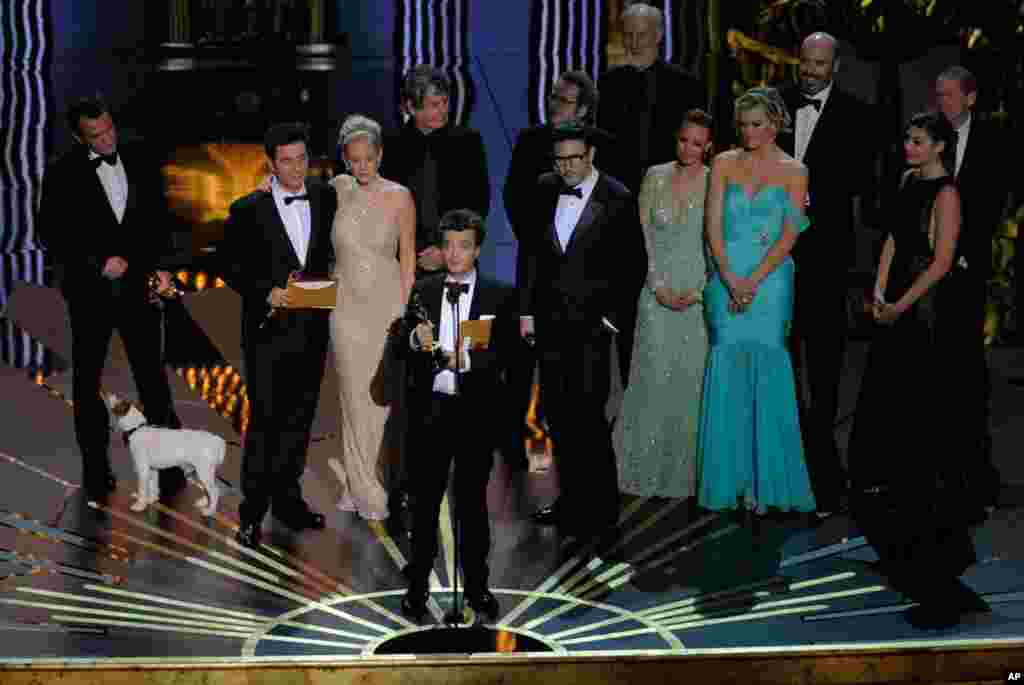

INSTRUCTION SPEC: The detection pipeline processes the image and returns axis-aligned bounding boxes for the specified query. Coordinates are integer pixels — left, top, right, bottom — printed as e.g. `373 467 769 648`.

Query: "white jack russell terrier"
105 393 225 516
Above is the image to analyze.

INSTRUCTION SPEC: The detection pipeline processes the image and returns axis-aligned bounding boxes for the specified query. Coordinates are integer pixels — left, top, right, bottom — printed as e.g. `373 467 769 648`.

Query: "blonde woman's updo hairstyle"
338 114 383 152
733 87 792 134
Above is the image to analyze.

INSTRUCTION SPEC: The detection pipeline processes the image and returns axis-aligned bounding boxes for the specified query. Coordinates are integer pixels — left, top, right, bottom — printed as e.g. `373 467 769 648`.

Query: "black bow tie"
445 281 470 295
92 152 118 168
284 194 309 206
559 186 583 199
797 96 822 112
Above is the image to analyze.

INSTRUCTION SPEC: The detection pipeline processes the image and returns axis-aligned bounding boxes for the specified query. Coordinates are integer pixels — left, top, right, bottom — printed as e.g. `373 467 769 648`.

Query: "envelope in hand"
284 279 337 309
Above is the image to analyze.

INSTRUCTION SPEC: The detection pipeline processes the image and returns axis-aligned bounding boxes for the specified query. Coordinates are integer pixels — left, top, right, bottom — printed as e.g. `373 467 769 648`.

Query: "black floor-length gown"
848 174 986 624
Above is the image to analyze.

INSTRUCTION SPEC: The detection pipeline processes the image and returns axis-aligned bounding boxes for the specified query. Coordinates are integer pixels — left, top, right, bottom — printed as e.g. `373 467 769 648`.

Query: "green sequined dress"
613 163 709 498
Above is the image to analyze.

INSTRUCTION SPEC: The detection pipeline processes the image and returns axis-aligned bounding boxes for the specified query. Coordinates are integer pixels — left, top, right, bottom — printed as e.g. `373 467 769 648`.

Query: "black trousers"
239 312 328 524
407 392 495 591
790 261 848 512
67 288 180 488
538 324 619 536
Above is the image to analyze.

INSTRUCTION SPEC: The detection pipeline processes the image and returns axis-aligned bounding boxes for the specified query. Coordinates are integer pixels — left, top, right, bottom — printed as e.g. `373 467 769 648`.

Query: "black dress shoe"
236 521 262 549
84 472 117 503
465 588 499 620
531 504 560 526
275 506 326 531
401 585 430 621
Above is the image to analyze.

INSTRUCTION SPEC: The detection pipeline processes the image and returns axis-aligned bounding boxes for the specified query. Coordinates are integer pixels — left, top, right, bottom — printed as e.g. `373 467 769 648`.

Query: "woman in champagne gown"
698 88 816 515
329 115 416 520
613 110 713 499
848 111 984 628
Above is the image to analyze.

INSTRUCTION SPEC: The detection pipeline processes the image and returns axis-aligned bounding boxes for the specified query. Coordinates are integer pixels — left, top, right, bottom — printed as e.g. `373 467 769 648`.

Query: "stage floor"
0 284 1022 666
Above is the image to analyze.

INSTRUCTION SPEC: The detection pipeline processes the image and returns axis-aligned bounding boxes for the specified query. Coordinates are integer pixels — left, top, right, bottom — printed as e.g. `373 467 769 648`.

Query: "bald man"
777 32 874 519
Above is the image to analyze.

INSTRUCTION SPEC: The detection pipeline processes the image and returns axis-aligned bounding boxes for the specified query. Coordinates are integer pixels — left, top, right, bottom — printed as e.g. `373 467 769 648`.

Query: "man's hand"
148 270 176 303
102 256 128 280
443 351 467 371
520 316 535 341
417 246 445 272
267 287 292 308
415 322 435 349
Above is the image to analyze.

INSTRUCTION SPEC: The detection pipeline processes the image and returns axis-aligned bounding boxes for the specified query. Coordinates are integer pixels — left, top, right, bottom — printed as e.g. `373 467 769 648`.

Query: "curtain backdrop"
0 0 50 371
394 0 475 125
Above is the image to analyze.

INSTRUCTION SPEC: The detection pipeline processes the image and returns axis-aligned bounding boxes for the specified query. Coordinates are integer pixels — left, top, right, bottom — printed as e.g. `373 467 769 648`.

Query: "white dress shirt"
954 114 971 177
554 167 600 251
794 81 833 163
90 151 128 223
434 270 476 395
271 176 312 268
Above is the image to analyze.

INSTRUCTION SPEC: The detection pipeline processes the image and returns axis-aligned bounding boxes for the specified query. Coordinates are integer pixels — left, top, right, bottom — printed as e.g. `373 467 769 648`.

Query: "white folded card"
292 280 335 290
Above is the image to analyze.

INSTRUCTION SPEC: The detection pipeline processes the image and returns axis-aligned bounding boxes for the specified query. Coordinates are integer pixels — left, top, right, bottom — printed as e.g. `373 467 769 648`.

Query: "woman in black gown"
849 111 989 629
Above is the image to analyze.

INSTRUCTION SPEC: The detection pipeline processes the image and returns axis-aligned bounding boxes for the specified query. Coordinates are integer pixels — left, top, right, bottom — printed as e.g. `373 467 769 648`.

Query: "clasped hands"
725 274 758 314
655 286 700 312
871 293 904 326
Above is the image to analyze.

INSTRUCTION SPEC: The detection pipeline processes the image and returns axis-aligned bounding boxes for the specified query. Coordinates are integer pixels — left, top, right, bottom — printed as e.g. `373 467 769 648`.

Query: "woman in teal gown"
614 110 713 499
698 87 817 514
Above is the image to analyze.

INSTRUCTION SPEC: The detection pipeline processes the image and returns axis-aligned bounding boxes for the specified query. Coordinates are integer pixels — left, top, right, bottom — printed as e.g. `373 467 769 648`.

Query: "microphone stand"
442 285 465 627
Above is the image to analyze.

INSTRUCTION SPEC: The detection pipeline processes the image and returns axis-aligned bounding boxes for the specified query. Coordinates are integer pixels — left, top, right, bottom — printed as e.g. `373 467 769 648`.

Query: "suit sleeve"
219 201 277 304
466 283 516 374
556 190 646 325
37 158 108 281
516 212 539 317
503 131 532 238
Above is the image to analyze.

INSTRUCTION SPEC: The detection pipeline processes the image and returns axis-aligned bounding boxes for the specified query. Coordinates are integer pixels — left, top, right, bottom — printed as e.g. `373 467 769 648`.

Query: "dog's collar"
122 423 148 447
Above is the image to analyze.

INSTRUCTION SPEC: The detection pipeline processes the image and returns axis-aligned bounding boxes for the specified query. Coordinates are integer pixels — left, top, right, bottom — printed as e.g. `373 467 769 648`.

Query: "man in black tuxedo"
596 2 702 386
220 123 336 548
502 69 598 468
37 96 183 504
400 209 516 622
380 65 490 275
520 124 647 548
778 32 873 518
934 65 1008 511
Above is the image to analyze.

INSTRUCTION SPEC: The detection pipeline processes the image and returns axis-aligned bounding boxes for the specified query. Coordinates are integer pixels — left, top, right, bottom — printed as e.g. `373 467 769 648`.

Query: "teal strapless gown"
697 183 816 513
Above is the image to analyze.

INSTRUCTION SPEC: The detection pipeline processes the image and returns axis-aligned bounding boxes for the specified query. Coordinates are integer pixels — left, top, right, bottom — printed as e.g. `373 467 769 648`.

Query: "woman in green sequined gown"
613 111 713 498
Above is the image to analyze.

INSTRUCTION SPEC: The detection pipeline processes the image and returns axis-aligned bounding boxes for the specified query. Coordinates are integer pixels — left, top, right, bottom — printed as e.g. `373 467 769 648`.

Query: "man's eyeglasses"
552 153 587 166
548 93 579 107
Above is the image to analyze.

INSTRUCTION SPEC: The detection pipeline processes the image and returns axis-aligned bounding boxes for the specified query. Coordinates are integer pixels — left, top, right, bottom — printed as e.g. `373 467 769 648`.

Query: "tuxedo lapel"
263 193 302 271
468 276 489 320
80 151 121 226
427 278 444 332
802 90 842 166
545 189 563 255
957 122 982 183
566 178 604 254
